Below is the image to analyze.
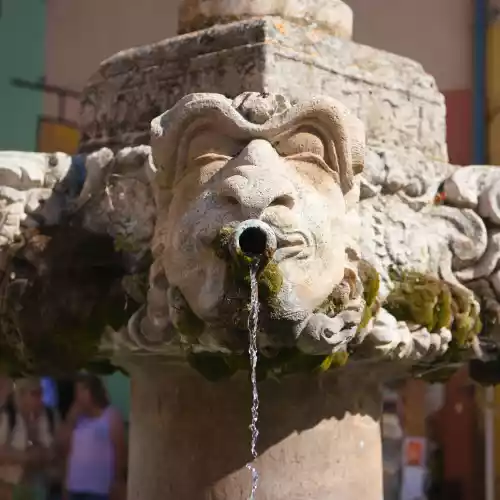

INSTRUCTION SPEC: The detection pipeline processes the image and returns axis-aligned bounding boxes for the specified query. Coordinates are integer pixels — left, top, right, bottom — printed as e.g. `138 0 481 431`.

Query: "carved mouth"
205 223 312 262
272 227 312 261
231 220 277 260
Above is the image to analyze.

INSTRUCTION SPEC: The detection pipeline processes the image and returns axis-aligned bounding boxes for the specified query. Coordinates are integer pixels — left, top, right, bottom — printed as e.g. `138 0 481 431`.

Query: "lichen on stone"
385 268 453 332
385 268 482 382
385 268 481 345
317 351 349 372
357 260 381 331
122 272 149 304
187 344 352 383
114 233 142 254
0 225 138 376
211 226 234 260
175 305 205 340
255 260 283 299
187 352 239 382
212 226 283 300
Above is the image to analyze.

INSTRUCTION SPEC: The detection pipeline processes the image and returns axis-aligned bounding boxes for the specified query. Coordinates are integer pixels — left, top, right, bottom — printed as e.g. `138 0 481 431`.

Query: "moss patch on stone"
176 305 205 340
211 226 234 261
212 226 283 301
386 268 482 383
256 261 283 299
316 351 349 372
113 234 142 254
385 269 452 333
358 260 381 331
187 347 351 383
0 225 139 376
316 291 346 317
187 352 240 382
359 261 380 309
385 269 481 345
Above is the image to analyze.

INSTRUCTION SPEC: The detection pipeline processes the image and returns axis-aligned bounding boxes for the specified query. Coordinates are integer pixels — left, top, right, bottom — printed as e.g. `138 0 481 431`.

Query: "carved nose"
220 140 297 216
223 188 295 211
221 172 296 216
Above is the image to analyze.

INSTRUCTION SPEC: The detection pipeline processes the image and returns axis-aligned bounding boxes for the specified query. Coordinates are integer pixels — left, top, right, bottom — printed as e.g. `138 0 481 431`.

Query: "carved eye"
274 129 326 159
186 130 243 168
274 129 333 176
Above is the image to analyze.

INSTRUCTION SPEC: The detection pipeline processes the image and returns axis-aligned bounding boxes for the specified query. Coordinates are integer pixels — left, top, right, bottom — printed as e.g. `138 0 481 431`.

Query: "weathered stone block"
178 0 354 38
80 17 447 161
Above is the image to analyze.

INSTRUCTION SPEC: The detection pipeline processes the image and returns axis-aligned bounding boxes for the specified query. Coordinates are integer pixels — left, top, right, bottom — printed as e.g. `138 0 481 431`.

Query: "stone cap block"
80 17 447 161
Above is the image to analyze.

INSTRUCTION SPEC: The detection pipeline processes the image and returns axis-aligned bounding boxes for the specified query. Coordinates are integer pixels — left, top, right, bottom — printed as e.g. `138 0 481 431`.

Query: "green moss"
357 260 381 331
385 270 453 333
0 280 140 377
256 261 283 299
212 226 283 301
385 269 480 348
316 351 349 372
211 226 234 260
359 261 380 308
187 346 352 383
114 234 141 254
122 272 149 304
187 352 239 382
316 292 345 317
176 306 205 340
385 268 482 383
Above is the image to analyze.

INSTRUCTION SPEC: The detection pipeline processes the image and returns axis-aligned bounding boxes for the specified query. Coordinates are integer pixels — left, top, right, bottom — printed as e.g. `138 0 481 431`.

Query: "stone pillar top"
177 0 353 38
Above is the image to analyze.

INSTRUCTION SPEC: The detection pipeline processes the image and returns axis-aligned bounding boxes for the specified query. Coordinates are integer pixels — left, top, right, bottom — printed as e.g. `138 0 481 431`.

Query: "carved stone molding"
0 95 493 380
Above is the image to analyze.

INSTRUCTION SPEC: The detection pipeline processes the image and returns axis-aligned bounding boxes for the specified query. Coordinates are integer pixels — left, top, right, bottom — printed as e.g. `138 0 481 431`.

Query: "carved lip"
272 227 312 261
203 222 312 261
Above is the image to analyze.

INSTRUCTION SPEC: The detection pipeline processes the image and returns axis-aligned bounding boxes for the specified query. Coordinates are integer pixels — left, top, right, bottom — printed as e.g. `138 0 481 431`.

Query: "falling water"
246 261 260 499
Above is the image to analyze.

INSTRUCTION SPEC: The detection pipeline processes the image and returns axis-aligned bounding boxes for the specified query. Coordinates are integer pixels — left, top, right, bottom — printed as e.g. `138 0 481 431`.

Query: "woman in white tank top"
58 375 127 500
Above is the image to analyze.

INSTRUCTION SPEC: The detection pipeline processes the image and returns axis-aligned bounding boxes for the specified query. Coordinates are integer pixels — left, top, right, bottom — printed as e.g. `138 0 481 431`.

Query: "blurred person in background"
0 378 60 500
59 374 126 500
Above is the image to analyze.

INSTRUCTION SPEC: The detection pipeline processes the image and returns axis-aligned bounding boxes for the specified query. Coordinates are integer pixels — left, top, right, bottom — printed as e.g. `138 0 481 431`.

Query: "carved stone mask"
150 92 365 335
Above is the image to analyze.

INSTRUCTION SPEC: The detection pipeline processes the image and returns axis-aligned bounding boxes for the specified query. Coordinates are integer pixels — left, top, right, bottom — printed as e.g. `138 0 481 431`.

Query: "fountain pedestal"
127 362 383 500
0 0 494 499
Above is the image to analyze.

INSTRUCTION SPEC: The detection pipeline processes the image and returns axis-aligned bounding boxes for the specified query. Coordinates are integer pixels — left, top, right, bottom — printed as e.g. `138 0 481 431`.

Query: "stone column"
177 0 354 38
126 362 383 500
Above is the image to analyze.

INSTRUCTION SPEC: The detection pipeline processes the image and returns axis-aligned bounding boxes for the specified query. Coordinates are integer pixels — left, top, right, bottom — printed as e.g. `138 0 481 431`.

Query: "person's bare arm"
0 412 24 465
109 409 127 500
0 446 26 465
54 404 80 457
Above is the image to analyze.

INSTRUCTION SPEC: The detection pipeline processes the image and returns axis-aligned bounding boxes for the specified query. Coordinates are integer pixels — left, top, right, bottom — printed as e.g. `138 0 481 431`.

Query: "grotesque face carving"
150 92 364 344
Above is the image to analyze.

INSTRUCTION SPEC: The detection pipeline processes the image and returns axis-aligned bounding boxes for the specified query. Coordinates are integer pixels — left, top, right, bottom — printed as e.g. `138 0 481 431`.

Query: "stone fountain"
1 1 500 499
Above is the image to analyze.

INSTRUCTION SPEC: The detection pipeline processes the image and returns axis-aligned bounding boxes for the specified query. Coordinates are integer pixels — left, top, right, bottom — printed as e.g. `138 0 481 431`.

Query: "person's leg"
67 494 87 500
68 494 109 500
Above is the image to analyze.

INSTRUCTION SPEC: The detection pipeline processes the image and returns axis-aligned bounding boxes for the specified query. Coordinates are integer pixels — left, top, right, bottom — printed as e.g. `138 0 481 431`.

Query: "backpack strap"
45 407 55 435
4 397 16 443
2 401 55 444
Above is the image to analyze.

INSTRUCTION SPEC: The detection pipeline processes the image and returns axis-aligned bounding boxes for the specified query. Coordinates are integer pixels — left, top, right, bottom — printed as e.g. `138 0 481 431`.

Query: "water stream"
246 261 260 499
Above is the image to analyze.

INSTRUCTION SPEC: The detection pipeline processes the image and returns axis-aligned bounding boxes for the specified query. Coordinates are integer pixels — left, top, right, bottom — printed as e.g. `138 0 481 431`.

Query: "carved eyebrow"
170 123 248 185
272 125 340 175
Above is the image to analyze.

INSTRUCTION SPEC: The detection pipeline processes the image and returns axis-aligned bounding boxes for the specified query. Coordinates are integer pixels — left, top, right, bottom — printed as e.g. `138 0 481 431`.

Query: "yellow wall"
37 119 80 154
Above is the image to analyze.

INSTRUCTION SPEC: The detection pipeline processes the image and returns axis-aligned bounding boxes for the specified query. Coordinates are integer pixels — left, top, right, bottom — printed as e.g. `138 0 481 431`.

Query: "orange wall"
444 89 473 165
348 0 473 91
43 0 182 122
